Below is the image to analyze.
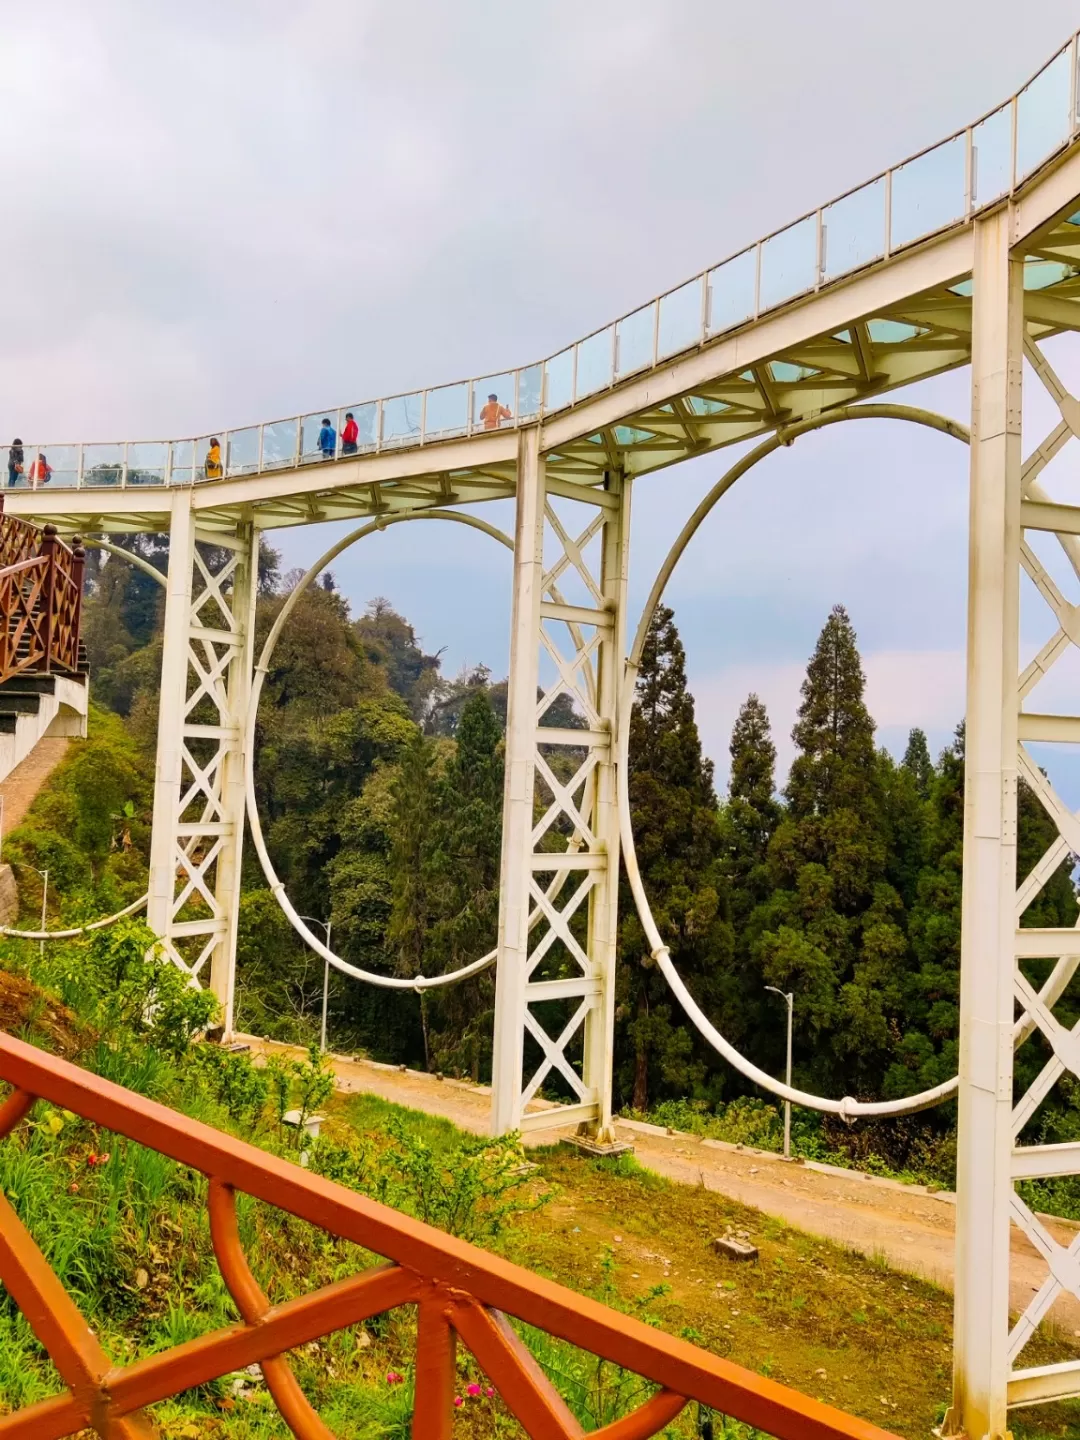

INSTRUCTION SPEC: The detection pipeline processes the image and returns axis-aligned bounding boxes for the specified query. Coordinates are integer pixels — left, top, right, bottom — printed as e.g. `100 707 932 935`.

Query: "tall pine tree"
615 605 732 1111
758 606 906 1094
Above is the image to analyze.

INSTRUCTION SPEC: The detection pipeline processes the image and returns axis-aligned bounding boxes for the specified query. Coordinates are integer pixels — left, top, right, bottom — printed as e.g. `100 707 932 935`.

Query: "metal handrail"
0 1030 899 1440
7 30 1080 491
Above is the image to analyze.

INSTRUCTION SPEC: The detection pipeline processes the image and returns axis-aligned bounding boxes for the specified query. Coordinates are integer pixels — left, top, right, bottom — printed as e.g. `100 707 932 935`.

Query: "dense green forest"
29 533 1079 1185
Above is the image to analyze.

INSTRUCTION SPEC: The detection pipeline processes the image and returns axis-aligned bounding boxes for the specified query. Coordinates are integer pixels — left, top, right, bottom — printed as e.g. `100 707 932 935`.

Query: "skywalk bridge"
4 30 1080 1437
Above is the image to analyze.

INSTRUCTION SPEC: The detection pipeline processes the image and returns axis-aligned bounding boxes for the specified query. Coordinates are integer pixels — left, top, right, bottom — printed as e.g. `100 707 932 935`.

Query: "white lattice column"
491 430 630 1141
948 209 1023 1440
146 497 257 1034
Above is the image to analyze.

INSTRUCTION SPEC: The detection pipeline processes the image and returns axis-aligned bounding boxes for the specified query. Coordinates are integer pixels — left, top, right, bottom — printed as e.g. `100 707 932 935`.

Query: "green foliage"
616 605 733 1112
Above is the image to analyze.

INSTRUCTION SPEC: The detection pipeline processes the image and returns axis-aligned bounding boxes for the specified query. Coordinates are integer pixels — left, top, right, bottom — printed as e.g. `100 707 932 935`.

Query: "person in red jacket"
341 411 359 455
27 452 51 489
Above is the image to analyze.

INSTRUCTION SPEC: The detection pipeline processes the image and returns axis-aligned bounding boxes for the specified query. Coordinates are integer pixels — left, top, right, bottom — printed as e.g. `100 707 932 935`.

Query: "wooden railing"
0 499 84 684
0 1032 899 1440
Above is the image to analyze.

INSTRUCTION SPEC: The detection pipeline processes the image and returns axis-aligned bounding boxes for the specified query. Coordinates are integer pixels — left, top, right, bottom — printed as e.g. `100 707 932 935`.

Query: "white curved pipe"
0 891 148 941
244 509 517 990
619 403 981 1119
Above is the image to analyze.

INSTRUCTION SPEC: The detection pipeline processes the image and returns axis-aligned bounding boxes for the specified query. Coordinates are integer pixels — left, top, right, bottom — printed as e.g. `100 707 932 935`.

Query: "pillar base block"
561 1133 634 1160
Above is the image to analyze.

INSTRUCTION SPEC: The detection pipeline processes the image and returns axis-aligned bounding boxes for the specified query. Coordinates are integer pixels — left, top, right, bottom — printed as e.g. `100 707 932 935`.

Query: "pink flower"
453 1397 463 1408
386 1371 404 1385
484 1387 495 1398
466 1383 482 1397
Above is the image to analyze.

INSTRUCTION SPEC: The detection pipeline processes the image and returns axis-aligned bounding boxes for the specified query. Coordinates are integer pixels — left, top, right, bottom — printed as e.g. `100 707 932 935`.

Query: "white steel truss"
146 494 256 1031
948 212 1080 1436
491 429 629 1140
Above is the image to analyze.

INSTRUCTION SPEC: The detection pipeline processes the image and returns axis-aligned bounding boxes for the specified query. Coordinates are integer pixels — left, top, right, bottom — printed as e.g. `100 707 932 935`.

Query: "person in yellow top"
479 393 512 430
205 438 222 479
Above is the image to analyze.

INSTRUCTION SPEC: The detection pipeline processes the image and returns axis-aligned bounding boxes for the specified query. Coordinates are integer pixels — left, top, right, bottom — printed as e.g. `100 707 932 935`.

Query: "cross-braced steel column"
950 206 1080 1433
491 429 630 1140
147 494 257 1035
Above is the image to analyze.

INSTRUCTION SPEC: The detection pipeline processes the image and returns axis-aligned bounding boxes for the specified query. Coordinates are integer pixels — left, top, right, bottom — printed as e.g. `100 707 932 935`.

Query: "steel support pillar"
147 495 257 1035
950 208 1080 1432
491 428 630 1139
948 209 1023 1440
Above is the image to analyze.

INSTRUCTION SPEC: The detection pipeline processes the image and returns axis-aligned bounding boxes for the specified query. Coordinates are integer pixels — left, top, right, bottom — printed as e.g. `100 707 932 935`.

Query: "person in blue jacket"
318 418 336 461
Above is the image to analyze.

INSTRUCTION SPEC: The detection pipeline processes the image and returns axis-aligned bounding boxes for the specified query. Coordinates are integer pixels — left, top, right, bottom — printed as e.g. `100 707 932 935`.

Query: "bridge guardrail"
0 502 84 684
4 33 1080 497
0 1031 899 1440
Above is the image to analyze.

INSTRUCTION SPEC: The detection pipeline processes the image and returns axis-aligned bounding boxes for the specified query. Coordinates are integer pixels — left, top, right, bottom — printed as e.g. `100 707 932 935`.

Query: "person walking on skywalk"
318 417 336 460
479 393 512 430
205 438 222 479
27 452 51 489
341 411 359 455
7 438 23 487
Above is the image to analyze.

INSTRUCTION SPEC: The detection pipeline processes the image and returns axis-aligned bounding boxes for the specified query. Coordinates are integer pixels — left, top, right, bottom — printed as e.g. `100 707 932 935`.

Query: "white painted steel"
945 212 1023 1440
0 892 148 941
492 431 631 1140
146 501 259 1028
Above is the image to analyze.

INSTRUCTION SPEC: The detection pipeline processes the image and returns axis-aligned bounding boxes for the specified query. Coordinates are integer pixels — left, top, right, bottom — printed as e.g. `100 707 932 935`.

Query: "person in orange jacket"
479 393 512 430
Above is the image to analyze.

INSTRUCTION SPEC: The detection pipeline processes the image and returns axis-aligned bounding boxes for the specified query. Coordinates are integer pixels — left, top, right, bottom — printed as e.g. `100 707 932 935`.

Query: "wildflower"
87 1152 99 1167
466 1384 482 1398
484 1387 495 1398
68 1182 79 1194
386 1371 403 1385
453 1397 463 1408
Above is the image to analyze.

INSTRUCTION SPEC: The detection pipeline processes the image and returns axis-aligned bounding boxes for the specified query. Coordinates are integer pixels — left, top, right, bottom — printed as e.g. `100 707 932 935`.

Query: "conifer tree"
426 688 504 1077
759 605 905 1094
386 730 440 1067
901 727 934 799
615 605 732 1111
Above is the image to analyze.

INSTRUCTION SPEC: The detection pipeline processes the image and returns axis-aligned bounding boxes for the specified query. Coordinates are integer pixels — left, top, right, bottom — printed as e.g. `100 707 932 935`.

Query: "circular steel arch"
618 403 972 1119
244 509 516 990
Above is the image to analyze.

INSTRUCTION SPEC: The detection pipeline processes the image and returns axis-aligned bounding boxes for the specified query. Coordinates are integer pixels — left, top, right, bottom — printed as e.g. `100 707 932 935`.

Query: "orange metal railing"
0 501 84 686
0 1032 901 1440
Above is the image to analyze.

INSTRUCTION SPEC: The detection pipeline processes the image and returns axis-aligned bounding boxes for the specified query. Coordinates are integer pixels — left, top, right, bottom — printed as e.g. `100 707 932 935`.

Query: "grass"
1 958 1079 1439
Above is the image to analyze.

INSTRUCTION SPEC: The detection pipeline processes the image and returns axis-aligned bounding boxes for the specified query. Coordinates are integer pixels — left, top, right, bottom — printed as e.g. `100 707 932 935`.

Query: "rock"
713 1236 758 1261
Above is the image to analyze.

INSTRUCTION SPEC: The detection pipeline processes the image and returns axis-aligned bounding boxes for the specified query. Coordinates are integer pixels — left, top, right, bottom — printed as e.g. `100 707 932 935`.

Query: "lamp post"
300 916 332 1053
765 985 794 1159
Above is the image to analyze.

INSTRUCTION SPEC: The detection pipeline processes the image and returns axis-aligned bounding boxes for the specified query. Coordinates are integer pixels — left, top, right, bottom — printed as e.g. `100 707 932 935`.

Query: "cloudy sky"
3 1 1079 786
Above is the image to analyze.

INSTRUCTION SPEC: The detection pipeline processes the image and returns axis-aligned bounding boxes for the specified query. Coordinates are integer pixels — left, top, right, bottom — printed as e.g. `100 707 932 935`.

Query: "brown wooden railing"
0 498 84 684
0 1032 900 1440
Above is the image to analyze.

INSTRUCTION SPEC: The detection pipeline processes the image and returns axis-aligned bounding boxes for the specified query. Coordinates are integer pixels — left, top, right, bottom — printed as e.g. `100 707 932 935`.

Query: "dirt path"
0 737 68 836
239 1035 1080 1336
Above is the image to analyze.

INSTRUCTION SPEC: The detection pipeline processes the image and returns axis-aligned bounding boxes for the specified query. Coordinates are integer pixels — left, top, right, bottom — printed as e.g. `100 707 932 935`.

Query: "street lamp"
765 985 794 1160
300 916 332 1054
12 862 48 964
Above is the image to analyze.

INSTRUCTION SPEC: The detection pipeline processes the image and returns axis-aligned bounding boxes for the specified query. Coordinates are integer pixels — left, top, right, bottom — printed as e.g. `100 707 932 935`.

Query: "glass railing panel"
890 133 966 250
822 177 886 282
707 249 756 335
300 411 341 462
169 439 194 487
127 442 168 486
424 383 468 441
518 363 543 421
759 215 818 312
544 348 574 413
341 402 378 454
971 103 1012 208
34 444 79 488
261 419 299 470
658 278 704 358
82 444 124 488
615 303 656 378
474 373 517 430
381 394 422 448
575 326 614 399
225 426 259 477
1017 46 1072 180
